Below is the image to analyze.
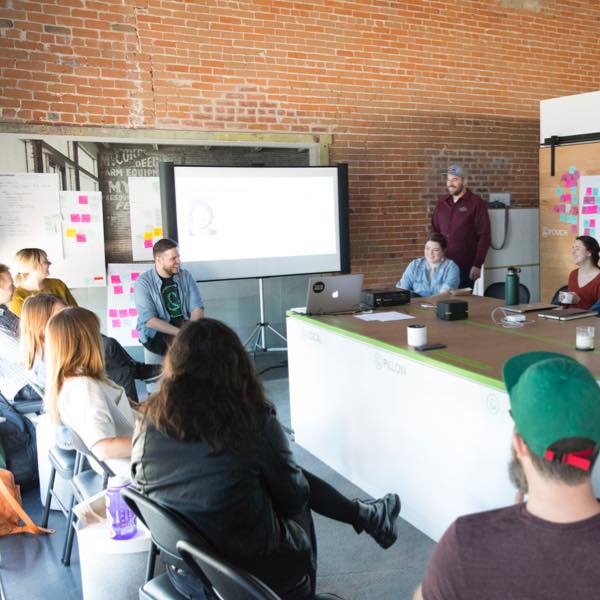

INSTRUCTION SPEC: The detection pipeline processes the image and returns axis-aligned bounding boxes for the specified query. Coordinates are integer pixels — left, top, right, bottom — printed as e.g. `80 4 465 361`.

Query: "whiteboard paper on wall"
578 176 600 238
0 172 62 265
51 191 107 288
129 177 162 261
106 263 149 347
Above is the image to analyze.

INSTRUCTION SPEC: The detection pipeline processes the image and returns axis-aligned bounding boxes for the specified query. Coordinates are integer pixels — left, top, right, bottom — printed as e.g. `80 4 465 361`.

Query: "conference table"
286 296 600 541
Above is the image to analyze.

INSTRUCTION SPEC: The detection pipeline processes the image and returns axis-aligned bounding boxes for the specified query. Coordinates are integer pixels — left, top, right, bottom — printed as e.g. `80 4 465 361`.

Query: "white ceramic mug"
407 324 427 347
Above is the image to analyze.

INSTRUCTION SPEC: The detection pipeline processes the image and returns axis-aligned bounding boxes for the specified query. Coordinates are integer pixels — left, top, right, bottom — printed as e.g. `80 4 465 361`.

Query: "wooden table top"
289 296 600 389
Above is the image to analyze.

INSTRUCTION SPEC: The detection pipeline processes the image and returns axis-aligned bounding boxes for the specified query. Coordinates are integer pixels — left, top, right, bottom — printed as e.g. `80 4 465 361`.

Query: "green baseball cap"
503 352 600 460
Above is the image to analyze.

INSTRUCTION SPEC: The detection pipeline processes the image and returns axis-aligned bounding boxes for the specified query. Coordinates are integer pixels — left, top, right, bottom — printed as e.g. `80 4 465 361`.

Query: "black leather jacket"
131 411 315 594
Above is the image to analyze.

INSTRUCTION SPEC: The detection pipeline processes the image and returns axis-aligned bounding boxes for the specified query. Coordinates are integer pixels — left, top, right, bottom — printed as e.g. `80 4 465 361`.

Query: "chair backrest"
177 539 282 600
484 281 530 304
121 486 213 587
67 427 114 484
551 284 569 305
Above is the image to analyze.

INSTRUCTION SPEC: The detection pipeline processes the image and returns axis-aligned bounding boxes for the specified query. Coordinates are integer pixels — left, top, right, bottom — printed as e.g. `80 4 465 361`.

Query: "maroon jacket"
431 189 491 270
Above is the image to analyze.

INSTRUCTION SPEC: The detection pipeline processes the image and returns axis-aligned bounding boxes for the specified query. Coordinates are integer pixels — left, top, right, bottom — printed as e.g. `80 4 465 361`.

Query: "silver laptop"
292 274 364 315
502 302 557 313
537 308 598 321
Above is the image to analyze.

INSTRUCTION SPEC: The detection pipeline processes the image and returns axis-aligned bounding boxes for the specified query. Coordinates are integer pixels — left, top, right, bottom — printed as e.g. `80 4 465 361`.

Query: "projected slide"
172 166 346 280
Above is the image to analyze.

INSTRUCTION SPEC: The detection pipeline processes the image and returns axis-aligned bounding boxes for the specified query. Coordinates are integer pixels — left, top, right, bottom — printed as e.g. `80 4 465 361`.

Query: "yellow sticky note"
153 227 163 237
66 228 76 238
143 231 153 240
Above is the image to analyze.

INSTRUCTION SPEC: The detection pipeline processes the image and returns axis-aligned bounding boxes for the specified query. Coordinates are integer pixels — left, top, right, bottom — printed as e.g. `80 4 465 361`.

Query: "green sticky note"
559 214 567 222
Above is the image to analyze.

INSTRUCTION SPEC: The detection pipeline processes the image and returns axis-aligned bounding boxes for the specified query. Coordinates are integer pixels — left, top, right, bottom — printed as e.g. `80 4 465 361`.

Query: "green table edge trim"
286 312 506 391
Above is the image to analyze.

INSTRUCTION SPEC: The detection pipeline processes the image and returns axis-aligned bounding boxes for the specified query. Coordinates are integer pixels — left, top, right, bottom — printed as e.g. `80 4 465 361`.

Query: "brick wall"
1 0 599 286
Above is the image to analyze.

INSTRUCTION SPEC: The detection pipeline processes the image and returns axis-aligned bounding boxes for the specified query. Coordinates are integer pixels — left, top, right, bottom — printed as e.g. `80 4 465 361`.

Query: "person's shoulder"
45 278 68 290
466 189 485 204
453 504 522 538
12 286 29 300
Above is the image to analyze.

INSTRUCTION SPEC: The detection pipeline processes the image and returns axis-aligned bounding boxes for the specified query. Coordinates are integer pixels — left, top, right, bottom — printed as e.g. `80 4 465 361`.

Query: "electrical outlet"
489 192 511 206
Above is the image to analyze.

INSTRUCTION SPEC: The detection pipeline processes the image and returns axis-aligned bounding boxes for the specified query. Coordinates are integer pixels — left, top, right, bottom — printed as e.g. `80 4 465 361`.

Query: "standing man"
134 238 204 356
413 351 600 599
432 165 491 289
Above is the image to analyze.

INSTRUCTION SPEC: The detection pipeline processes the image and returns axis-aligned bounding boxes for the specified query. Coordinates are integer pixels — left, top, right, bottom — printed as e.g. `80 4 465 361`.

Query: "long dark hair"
142 318 273 453
576 235 600 267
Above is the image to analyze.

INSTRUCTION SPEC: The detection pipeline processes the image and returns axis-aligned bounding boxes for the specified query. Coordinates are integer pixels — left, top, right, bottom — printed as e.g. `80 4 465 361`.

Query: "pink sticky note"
119 309 128 318
114 285 124 295
131 329 140 339
552 205 559 213
570 206 578 215
144 240 153 248
587 188 593 195
112 319 121 328
128 308 137 316
76 233 86 242
108 309 118 318
81 213 91 223
70 213 81 222
584 196 595 204
591 219 596 227
78 195 89 204
585 228 591 235
559 205 566 213
583 206 598 214
110 275 121 284
571 224 578 233
130 287 134 294
131 272 140 281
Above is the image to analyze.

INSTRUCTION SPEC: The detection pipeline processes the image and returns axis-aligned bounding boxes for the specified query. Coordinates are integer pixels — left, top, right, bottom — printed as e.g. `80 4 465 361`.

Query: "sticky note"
131 329 140 339
129 287 134 294
111 275 121 284
78 195 89 204
66 228 76 238
587 187 593 195
144 231 153 240
571 224 578 233
591 219 596 227
128 308 137 316
114 285 124 295
583 206 598 214
144 240 153 248
131 272 140 281
108 309 118 318
570 206 578 215
70 213 81 222
76 233 86 242
118 309 128 318
569 166 576 174
594 188 598 196
559 205 566 213
559 214 567 222
112 319 121 328
568 216 578 224
585 228 590 235
555 187 563 196
81 214 91 223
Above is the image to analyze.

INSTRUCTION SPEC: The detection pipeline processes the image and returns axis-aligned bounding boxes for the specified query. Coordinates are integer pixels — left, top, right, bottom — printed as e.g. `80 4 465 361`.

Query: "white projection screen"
160 164 350 281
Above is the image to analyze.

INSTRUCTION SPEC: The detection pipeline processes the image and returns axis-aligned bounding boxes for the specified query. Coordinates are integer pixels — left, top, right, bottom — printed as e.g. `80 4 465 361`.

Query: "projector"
436 299 468 321
361 288 411 308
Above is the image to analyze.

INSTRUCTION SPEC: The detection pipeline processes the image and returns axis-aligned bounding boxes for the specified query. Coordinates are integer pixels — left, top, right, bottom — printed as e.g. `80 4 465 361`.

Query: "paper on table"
355 311 415 322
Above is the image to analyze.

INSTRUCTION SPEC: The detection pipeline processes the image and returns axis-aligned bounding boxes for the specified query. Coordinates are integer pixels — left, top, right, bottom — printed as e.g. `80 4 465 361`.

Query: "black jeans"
141 331 172 357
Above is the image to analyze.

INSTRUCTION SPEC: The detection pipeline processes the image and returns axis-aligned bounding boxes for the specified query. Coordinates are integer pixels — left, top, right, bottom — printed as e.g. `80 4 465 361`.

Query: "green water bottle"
505 266 521 306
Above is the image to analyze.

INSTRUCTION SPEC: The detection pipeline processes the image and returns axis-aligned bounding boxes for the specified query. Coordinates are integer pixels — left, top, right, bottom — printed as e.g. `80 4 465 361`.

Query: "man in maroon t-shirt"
414 352 600 600
431 165 491 289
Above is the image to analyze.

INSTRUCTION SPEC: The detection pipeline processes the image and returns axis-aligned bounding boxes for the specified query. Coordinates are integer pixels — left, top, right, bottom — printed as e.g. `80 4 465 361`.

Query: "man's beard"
508 447 528 495
447 182 465 197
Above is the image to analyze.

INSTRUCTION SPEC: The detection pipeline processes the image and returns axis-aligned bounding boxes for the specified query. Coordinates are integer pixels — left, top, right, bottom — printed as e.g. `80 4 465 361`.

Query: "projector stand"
243 278 287 353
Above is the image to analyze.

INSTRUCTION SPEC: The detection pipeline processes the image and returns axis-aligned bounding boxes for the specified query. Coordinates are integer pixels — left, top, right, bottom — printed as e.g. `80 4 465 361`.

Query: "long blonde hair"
44 307 107 424
20 294 66 370
12 248 48 285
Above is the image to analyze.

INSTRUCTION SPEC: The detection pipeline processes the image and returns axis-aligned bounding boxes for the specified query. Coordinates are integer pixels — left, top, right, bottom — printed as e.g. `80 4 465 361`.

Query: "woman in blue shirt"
397 233 460 297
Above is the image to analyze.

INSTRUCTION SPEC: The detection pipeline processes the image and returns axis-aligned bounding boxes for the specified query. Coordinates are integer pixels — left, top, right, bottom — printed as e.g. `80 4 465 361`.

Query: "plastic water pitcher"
105 476 137 540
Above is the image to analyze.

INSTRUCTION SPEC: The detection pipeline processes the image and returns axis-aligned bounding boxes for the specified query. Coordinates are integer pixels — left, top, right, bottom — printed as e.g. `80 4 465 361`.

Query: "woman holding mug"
564 235 600 310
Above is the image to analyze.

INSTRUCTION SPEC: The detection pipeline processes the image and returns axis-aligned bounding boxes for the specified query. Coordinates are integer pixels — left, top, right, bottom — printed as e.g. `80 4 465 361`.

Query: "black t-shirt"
159 276 184 328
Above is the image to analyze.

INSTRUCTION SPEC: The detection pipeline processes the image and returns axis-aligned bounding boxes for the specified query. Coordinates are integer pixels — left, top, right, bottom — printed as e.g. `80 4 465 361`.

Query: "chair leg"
41 466 56 528
61 494 77 566
145 542 158 582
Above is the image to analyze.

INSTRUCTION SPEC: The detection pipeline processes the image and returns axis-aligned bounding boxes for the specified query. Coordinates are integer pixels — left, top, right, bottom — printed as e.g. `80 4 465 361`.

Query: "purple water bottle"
105 476 137 540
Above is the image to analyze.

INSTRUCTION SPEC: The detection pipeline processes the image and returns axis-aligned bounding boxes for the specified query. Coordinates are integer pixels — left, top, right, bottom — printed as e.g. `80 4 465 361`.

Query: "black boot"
353 493 400 549
134 362 162 381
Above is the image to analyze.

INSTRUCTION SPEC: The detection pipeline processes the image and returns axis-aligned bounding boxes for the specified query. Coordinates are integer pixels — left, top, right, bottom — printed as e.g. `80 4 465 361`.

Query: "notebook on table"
537 308 598 321
291 274 364 316
502 302 556 313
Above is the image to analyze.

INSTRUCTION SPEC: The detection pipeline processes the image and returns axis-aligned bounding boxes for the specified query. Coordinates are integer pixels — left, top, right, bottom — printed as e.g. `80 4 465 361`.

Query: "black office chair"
177 539 282 600
41 445 77 528
551 285 569 305
61 428 114 566
484 282 530 304
122 486 208 599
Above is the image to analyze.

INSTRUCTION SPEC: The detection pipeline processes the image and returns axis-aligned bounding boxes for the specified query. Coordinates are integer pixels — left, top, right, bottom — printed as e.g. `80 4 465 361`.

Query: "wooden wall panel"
539 143 600 302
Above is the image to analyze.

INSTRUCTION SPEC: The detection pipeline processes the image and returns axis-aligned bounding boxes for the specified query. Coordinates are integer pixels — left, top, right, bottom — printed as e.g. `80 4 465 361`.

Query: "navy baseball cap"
446 165 468 177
